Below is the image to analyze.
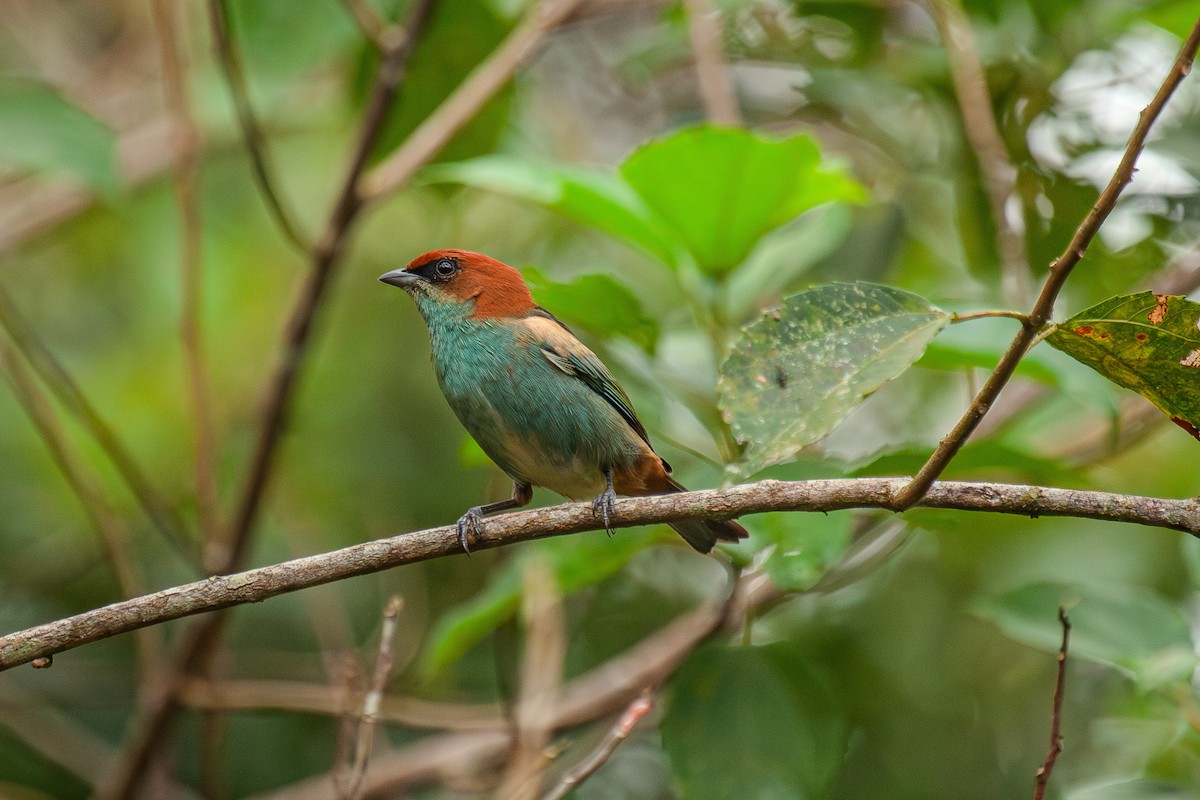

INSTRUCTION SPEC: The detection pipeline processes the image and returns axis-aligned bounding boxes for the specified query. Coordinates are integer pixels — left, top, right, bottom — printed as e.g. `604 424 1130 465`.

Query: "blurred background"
1 0 1199 798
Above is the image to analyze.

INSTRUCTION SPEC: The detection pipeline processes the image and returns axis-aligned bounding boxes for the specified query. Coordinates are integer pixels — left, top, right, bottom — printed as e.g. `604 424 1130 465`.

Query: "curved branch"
2 478 1197 672
892 16 1200 509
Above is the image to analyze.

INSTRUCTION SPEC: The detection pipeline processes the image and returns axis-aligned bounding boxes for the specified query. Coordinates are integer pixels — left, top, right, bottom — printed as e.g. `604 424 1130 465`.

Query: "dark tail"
664 477 748 553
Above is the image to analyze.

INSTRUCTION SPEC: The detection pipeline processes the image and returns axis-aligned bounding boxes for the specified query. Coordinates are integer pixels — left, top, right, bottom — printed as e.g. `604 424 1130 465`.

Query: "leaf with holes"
719 283 950 475
1046 292 1200 441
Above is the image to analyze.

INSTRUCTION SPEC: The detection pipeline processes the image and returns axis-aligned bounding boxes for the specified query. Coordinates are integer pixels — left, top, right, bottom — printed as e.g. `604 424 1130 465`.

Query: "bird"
379 248 748 554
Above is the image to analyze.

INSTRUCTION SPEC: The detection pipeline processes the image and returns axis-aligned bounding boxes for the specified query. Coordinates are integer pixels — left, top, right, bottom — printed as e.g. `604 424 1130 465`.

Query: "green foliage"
662 642 848 800
422 157 682 266
419 530 656 677
3 1 1200 798
718 284 950 475
975 582 1196 691
1047 293 1200 440
0 79 118 191
618 126 866 275
523 266 660 353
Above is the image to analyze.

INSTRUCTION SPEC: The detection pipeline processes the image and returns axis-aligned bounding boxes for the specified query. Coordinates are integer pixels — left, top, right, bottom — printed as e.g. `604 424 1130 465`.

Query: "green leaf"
662 642 847 800
421 156 682 266
853 441 1085 486
731 513 853 592
372 0 512 164
523 267 659 354
1046 292 1200 442
719 283 950 475
975 582 1196 690
0 79 118 191
420 532 652 677
619 125 865 275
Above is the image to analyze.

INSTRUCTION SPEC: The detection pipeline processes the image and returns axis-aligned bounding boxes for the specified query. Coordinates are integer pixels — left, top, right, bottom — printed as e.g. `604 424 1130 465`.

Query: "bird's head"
379 249 535 320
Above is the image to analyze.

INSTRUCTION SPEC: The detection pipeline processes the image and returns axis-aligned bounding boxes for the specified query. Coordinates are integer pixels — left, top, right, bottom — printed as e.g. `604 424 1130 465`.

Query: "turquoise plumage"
380 249 748 553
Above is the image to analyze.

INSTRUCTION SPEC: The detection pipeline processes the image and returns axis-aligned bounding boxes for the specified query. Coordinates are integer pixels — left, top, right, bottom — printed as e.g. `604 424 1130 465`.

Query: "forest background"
1 0 1200 798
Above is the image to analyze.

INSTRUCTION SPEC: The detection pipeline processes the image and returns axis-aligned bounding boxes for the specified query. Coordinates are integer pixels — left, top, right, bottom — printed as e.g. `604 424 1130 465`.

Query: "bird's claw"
456 507 484 555
591 485 617 537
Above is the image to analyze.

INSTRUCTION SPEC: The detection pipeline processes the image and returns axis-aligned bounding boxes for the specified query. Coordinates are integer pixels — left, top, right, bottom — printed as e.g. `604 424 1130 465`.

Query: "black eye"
434 258 457 278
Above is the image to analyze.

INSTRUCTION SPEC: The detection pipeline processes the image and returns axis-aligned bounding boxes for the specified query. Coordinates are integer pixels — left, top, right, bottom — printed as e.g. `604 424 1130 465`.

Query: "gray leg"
591 467 617 536
457 481 533 554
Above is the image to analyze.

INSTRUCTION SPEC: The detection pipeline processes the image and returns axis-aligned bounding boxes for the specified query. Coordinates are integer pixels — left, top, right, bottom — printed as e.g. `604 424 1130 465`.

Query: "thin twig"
0 285 197 562
342 596 404 800
91 7 439 796
681 0 740 125
0 336 160 683
245 576 742 800
892 16 1200 510
950 309 1030 324
495 561 567 800
3 478 1198 672
152 0 222 555
206 0 309 252
331 655 362 797
219 0 436 575
929 0 1030 303
182 678 505 731
341 0 400 51
542 691 653 800
1033 608 1071 800
360 0 584 201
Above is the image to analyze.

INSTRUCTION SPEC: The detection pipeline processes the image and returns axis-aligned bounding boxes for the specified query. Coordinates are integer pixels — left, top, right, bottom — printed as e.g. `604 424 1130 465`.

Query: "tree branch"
2 478 1196 672
929 0 1029 303
1032 608 1071 800
681 0 741 126
892 15 1200 509
154 0 222 550
359 0 584 202
206 0 310 252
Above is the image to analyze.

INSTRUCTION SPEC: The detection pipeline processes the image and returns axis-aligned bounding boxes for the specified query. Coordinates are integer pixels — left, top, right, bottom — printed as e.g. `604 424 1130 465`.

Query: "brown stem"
929 0 1030 304
360 0 585 202
0 285 197 563
153 0 222 550
206 0 309 252
1032 608 1071 800
3 478 1198 673
681 0 741 126
541 691 653 800
91 5 438 797
891 16 1200 510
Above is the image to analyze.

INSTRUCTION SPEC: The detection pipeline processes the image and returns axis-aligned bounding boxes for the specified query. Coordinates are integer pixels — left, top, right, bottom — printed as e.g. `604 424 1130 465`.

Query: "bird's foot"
456 507 484 555
591 470 618 536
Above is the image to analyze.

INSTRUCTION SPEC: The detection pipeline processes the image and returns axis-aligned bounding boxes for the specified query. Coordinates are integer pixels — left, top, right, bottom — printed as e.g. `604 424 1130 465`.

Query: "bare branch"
341 596 404 800
495 561 567 800
219 0 436 574
360 0 585 201
682 0 741 125
1033 608 1071 800
341 0 397 51
205 0 309 252
892 16 1200 509
542 691 653 800
153 0 222 552
0 285 197 562
929 0 1029 303
2 478 1197 672
92 6 440 794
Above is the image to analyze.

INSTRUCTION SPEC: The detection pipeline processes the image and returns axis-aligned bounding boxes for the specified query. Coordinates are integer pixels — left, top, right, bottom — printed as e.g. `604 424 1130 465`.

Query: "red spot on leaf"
1135 332 1149 343
1074 325 1093 335
1171 417 1200 442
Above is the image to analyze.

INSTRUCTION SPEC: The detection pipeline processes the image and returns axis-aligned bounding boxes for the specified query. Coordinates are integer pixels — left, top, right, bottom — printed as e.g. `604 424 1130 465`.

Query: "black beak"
379 269 421 288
